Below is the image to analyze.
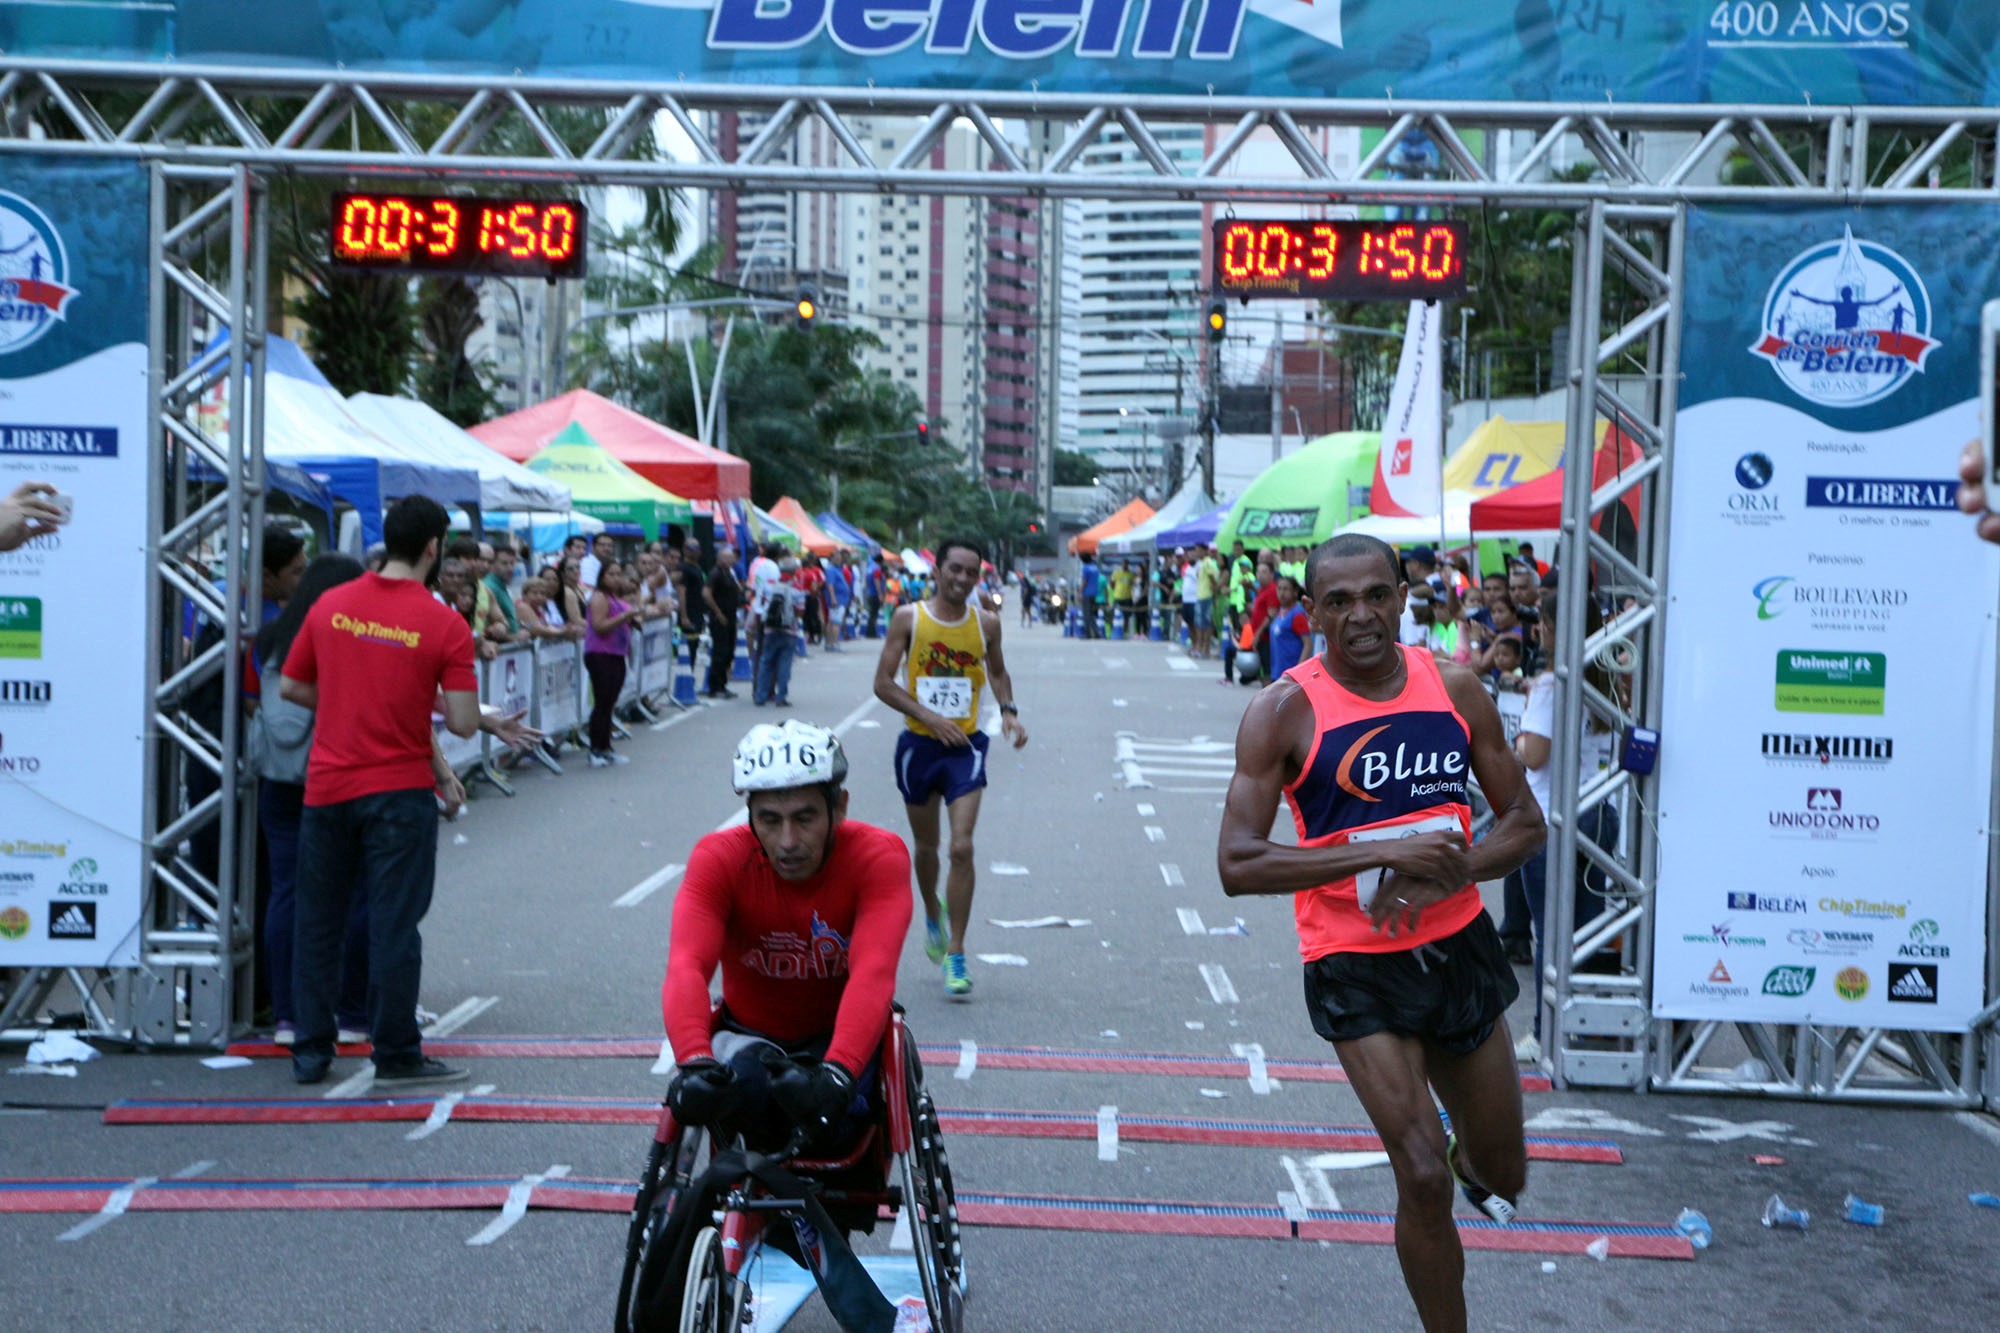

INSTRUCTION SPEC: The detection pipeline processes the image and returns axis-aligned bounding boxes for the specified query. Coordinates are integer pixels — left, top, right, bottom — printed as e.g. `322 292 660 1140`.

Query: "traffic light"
1027 522 1041 534
1206 297 1227 344
795 283 819 330
915 419 930 445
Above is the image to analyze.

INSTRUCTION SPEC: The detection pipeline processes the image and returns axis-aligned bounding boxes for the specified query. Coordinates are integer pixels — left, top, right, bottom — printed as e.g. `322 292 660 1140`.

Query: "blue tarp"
1155 501 1233 552
200 330 334 389
816 510 876 551
188 456 335 523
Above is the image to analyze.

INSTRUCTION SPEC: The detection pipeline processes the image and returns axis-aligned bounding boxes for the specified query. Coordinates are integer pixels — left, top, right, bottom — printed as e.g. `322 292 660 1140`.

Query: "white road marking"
1159 864 1185 887
647 708 702 733
466 1165 571 1246
1279 1157 1338 1212
1524 1107 1664 1138
170 1160 215 1180
830 696 879 736
1233 1042 1271 1095
651 1038 677 1076
429 995 499 1037
323 1067 377 1101
1669 1113 1816 1146
57 1177 157 1241
1135 803 1156 817
954 1039 977 1081
1199 964 1238 1004
1277 1192 1308 1224
1308 1151 1392 1171
1166 657 1199 672
1176 908 1207 936
1143 825 1166 843
889 1208 914 1252
1097 1106 1119 1162
614 862 686 909
1102 657 1130 669
407 1084 496 1142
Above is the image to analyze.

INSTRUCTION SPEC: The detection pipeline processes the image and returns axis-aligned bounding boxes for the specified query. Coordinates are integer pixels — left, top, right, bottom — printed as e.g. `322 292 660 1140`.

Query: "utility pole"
1269 308 1284 465
1200 334 1218 501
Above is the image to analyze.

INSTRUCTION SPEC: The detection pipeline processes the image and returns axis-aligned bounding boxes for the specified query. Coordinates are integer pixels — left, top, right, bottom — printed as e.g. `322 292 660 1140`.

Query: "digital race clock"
329 191 588 279
1212 219 1468 302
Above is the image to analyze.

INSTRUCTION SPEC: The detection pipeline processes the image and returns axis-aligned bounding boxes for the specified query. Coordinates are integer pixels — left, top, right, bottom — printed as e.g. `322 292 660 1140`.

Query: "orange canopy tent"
470 389 750 502
768 497 848 557
1069 498 1156 556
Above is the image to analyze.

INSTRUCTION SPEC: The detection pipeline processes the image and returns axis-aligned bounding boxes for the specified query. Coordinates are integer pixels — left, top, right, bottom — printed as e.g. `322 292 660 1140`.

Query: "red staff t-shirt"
282 572 477 807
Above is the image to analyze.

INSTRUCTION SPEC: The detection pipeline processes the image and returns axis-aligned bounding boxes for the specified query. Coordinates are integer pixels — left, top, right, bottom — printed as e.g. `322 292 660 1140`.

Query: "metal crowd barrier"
432 623 703 795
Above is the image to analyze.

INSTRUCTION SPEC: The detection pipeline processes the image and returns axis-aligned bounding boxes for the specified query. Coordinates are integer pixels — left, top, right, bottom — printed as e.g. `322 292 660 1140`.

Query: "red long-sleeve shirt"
662 820 913 1075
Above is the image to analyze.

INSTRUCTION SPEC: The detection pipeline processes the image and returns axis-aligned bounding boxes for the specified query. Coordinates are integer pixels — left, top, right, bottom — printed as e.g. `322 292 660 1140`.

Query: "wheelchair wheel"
678 1226 743 1333
616 1122 711 1333
901 1089 967 1333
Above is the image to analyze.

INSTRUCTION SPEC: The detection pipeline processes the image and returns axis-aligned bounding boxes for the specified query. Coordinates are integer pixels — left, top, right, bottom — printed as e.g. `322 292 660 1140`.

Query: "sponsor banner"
3 2 1997 105
535 639 584 737
1656 205 1999 1031
0 159 149 968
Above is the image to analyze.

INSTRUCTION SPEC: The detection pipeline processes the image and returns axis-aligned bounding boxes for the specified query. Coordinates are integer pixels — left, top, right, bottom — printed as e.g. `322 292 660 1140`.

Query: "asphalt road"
4 619 1999 1331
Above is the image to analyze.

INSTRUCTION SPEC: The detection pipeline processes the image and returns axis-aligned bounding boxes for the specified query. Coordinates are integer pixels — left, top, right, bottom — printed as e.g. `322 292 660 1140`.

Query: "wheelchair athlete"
663 720 914 1158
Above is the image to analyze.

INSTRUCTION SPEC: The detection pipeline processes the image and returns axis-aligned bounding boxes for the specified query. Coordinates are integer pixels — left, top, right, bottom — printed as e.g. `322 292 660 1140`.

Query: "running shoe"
1513 1033 1543 1065
589 751 611 768
943 952 973 1000
1446 1131 1517 1224
336 1025 371 1045
924 916 948 966
272 1021 296 1046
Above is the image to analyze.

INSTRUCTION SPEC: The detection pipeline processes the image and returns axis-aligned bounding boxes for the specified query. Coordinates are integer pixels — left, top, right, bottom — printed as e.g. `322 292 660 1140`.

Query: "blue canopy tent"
816 510 876 551
1154 500 1234 552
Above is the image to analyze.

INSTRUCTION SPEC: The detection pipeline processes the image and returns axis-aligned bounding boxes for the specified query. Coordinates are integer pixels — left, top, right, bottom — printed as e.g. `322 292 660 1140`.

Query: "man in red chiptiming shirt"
281 495 537 1087
663 720 912 1151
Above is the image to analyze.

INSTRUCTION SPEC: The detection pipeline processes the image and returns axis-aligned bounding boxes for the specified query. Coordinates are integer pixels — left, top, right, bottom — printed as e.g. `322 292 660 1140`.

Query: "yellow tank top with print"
905 600 988 738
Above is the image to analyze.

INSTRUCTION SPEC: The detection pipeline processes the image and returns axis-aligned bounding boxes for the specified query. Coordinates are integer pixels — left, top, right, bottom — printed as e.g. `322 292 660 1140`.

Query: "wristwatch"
999 703 1020 716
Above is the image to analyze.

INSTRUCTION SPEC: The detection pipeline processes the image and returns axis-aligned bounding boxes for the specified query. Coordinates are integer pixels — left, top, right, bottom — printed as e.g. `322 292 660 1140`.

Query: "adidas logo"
48 903 95 939
1888 963 1936 1002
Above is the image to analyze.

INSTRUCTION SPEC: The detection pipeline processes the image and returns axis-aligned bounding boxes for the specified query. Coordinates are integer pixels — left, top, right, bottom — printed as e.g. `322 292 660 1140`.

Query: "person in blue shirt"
1264 575 1311 679
1078 555 1102 638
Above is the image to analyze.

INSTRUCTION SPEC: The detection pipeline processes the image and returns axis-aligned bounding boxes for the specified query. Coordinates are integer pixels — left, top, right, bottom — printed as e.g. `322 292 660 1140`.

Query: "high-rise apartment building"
707 112 848 312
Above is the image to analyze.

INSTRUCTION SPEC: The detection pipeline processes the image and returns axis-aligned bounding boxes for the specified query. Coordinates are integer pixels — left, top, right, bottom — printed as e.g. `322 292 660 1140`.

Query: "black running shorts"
1301 912 1520 1057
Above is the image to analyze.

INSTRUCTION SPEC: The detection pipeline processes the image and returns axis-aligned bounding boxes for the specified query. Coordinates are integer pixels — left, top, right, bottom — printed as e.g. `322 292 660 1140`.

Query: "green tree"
1053 446 1099 486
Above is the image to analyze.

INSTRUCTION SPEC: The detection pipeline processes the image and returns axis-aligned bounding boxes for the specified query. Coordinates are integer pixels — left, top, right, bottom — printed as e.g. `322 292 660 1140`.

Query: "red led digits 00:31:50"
330 191 588 279
1211 219 1467 302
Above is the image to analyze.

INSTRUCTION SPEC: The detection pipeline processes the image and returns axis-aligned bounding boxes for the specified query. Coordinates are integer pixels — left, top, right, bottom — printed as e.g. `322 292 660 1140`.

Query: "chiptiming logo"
1751 225 1935 408
0 190 77 357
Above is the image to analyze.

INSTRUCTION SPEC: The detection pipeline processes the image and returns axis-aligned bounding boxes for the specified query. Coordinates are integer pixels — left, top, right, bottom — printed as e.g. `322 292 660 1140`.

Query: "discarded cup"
1842 1193 1884 1227
1970 1192 2000 1211
1674 1208 1713 1250
1585 1237 1610 1262
1761 1193 1809 1231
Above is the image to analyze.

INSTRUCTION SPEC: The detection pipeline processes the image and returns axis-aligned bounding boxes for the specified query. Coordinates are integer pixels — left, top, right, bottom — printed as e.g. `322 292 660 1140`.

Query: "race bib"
916 675 973 720
1347 814 1462 911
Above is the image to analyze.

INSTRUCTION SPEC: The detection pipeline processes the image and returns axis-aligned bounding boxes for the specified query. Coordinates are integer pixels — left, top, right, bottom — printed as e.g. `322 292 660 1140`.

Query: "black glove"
666 1057 738 1126
760 1049 855 1148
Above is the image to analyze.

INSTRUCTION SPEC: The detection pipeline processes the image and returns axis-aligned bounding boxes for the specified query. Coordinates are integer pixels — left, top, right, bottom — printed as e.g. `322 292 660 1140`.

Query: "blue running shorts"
894 728 991 806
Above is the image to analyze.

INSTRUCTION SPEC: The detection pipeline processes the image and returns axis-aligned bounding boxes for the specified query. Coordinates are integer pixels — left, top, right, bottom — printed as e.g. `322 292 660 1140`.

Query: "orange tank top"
1282 646 1480 960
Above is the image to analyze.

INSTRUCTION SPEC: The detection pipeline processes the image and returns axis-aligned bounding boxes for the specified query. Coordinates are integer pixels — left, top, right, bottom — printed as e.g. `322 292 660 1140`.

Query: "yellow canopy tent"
1069 498 1156 556
1444 416 1618 497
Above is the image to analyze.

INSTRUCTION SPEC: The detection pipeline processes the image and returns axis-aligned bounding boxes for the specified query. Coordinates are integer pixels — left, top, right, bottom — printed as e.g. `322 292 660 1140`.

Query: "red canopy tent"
1469 426 1645 533
470 389 750 501
768 496 847 556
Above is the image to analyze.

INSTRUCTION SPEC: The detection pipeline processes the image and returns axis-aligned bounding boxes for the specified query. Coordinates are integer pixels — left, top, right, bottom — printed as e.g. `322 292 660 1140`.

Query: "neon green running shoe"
1446 1131 1516 1224
943 952 973 1000
924 916 948 966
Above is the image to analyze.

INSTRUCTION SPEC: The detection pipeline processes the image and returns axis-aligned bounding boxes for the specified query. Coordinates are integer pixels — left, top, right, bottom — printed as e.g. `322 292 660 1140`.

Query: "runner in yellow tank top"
874 537 1028 999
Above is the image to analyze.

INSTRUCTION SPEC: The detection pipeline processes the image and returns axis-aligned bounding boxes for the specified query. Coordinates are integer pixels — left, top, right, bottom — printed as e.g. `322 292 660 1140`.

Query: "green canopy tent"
518 421 692 538
1215 432 1380 551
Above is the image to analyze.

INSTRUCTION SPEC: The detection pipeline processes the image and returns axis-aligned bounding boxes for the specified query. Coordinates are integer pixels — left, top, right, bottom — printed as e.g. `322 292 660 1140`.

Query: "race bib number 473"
916 676 973 719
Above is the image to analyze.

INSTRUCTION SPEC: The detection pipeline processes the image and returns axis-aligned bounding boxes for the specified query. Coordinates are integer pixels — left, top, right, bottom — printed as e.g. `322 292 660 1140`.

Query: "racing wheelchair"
615 1007 966 1332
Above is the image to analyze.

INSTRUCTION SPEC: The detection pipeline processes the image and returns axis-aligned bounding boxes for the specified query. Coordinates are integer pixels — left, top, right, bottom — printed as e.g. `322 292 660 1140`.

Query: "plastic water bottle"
1761 1193 1810 1230
1843 1193 1884 1226
1969 1192 2000 1210
1674 1208 1713 1250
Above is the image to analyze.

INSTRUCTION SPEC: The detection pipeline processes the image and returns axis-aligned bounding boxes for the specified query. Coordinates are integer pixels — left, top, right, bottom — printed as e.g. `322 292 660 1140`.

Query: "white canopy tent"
347 392 572 513
1338 490 1486 544
1098 476 1219 555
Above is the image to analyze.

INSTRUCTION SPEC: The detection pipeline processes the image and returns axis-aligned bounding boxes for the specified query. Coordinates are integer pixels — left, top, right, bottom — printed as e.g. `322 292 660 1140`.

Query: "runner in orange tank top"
1218 533 1546 1333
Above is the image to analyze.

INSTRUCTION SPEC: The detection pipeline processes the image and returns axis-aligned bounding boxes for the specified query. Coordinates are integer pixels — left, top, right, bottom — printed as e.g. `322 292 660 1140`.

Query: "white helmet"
732 720 849 795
